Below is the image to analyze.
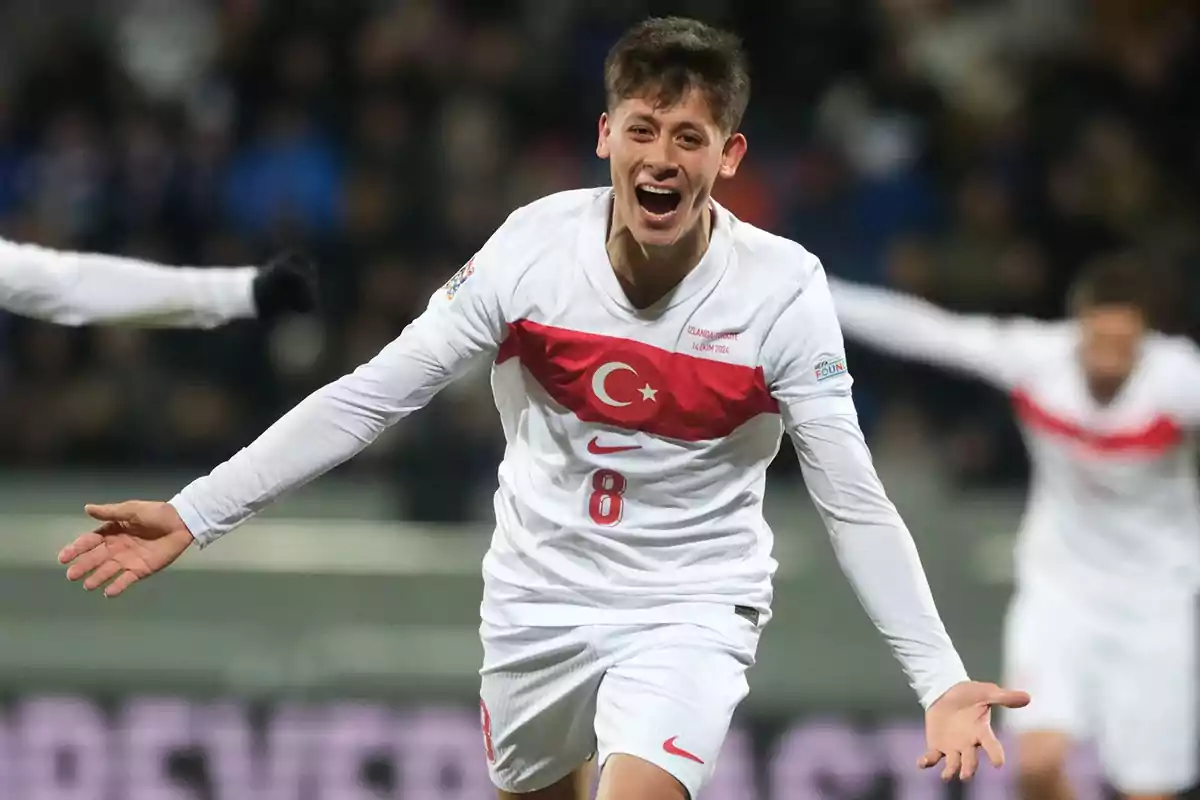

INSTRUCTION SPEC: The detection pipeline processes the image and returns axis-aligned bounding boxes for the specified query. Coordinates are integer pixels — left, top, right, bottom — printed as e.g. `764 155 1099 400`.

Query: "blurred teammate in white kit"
0 238 317 328
828 260 1200 800
56 17 1030 800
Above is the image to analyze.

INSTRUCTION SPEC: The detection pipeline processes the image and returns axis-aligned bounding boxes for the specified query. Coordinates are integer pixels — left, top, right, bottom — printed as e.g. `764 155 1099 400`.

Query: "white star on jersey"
169 188 971 710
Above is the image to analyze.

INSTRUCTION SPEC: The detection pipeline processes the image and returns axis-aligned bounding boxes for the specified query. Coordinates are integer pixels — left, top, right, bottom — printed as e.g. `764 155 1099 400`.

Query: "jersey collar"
578 187 733 317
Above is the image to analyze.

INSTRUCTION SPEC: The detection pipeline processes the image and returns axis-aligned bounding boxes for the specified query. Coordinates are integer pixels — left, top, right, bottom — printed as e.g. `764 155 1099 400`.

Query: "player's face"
596 89 746 248
1078 305 1146 400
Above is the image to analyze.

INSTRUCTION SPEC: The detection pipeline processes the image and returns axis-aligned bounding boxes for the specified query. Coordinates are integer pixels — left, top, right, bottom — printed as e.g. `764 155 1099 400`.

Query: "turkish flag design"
497 319 777 441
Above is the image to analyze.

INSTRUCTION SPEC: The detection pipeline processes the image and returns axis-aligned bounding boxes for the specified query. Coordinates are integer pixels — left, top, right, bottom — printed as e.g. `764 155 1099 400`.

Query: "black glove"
252 252 319 322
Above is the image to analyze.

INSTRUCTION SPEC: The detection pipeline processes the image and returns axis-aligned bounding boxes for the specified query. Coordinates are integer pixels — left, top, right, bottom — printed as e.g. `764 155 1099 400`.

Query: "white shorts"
478 610 760 798
1003 586 1198 794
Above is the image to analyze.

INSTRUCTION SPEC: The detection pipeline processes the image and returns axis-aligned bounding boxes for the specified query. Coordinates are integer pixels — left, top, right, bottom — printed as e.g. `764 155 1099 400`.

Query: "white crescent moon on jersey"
592 361 637 407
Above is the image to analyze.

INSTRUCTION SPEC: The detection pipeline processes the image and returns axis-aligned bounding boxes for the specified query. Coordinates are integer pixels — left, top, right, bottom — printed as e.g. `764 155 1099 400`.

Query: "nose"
642 153 678 181
641 132 679 172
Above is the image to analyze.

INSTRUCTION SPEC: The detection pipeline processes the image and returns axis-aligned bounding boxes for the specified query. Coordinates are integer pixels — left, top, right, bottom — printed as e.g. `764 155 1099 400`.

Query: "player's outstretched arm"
788 413 1028 779
59 232 514 596
827 276 1034 389
765 266 1029 781
0 238 318 327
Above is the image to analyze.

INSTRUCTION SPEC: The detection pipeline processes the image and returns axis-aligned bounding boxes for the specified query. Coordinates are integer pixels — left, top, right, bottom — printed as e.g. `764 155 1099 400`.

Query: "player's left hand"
252 251 319 322
920 681 1031 781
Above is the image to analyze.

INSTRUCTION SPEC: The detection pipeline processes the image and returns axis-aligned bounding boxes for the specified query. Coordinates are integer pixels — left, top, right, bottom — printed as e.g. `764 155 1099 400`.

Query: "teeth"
640 186 677 195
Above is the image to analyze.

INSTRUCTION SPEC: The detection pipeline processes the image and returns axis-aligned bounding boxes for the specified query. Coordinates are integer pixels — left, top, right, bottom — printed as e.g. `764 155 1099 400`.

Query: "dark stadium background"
0 0 1197 797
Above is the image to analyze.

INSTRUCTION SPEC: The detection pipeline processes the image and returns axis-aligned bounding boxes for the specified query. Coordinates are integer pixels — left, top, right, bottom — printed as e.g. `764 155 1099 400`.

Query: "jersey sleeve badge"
813 354 849 382
443 256 476 300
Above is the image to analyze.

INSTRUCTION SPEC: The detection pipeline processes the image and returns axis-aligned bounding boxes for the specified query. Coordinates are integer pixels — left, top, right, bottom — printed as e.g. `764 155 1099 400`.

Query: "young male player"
0 239 317 327
827 263 1200 800
58 18 1028 800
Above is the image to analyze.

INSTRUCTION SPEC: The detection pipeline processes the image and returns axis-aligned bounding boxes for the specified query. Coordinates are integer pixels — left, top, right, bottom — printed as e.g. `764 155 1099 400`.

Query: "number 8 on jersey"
588 468 627 526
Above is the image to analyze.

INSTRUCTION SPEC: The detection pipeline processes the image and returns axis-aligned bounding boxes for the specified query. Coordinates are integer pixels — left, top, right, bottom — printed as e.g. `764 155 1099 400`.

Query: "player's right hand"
58 501 195 598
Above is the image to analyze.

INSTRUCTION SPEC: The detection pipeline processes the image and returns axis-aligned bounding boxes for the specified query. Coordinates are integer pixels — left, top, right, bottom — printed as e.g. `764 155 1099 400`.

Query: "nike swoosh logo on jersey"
587 436 641 455
662 736 705 764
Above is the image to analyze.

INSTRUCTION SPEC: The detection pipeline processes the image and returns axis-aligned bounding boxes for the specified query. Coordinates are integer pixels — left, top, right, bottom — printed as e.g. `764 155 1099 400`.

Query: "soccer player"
0 240 318 327
57 18 1028 800
826 263 1200 800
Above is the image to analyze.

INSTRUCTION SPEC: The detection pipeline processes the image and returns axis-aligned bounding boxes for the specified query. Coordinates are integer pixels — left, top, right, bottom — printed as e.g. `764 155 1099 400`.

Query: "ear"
718 133 748 179
596 113 611 159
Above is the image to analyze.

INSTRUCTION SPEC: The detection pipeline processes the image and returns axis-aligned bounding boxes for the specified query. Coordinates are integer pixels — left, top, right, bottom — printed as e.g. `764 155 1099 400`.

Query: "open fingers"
65 541 111 581
959 744 979 781
941 749 961 782
103 571 140 598
58 531 105 565
82 560 123 592
84 502 140 524
978 728 1006 768
989 689 1031 709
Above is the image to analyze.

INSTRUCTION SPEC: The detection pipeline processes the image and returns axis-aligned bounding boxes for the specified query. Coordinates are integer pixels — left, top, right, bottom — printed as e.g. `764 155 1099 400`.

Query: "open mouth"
635 185 682 218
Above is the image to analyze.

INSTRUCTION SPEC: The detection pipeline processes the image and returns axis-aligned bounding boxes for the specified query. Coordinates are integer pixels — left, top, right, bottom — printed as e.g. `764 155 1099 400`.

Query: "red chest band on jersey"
1011 389 1184 455
496 319 777 441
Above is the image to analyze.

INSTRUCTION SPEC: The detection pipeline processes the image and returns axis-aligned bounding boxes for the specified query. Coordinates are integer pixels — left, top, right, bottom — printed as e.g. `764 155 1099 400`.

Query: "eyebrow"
626 113 707 134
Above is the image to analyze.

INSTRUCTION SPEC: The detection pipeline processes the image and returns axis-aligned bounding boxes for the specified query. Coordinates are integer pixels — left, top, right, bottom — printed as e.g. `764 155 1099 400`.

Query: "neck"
1086 376 1125 406
606 202 713 309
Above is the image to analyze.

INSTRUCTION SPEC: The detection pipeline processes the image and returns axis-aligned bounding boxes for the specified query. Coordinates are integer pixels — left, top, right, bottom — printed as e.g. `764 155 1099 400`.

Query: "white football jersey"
829 280 1200 608
462 189 853 628
173 188 971 708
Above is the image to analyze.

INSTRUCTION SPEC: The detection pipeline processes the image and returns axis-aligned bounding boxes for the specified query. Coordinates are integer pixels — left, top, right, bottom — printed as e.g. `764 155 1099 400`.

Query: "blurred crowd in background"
0 0 1197 516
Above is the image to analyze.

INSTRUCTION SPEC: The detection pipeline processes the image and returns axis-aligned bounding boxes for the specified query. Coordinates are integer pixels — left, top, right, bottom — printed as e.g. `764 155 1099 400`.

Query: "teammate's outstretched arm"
764 265 1030 782
827 276 1040 389
0 238 318 327
57 216 517 596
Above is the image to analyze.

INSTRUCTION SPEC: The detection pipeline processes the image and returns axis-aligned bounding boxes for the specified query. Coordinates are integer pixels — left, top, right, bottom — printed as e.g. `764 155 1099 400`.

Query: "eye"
629 125 654 139
678 133 704 148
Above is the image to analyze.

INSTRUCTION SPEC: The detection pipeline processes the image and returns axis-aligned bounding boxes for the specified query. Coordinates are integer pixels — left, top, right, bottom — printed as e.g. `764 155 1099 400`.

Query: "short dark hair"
1070 254 1179 328
604 17 750 134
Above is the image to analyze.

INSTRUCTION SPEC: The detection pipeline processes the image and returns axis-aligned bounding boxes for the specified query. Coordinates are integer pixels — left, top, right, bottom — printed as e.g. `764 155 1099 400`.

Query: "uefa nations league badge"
813 354 848 382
